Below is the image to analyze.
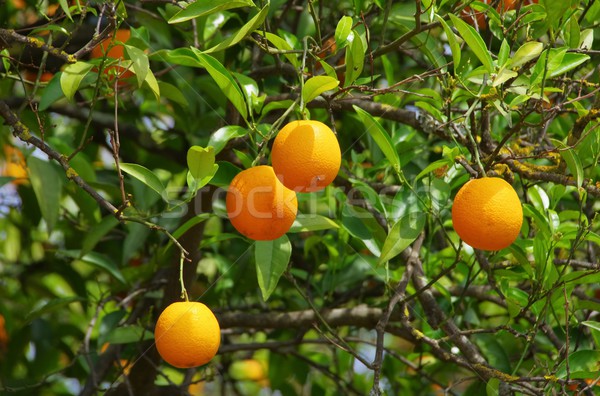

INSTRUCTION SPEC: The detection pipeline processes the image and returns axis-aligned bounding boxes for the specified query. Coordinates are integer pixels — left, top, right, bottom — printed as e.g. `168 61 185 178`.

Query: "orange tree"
1 0 599 395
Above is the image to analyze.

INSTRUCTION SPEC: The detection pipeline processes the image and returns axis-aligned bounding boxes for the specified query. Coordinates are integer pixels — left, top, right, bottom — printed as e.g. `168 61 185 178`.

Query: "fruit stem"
179 251 189 302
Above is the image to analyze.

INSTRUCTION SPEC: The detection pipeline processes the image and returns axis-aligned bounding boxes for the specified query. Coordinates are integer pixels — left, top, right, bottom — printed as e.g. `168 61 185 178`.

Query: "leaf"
568 16 581 49
105 325 154 344
62 250 127 284
39 72 64 111
335 16 353 49
582 321 600 333
436 15 461 72
258 31 300 68
497 39 510 67
448 13 494 73
171 214 212 240
344 30 365 87
289 214 339 233
549 53 590 78
191 50 248 120
415 158 452 181
143 69 160 101
168 0 255 24
486 378 500 396
353 105 401 171
302 76 339 104
187 146 216 180
208 126 247 154
124 45 148 87
24 296 84 324
27 156 63 232
119 163 166 200
158 81 188 106
255 235 291 301
378 212 426 265
550 138 583 188
160 47 204 67
508 41 544 69
81 215 120 255
204 5 269 54
60 61 94 101
556 350 600 379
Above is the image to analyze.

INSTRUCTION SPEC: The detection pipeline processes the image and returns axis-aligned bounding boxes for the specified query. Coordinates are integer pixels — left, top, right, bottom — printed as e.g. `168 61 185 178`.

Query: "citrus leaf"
378 212 426 265
171 214 212 240
556 350 600 379
302 76 339 104
168 0 255 24
105 325 154 344
60 61 94 101
508 41 544 69
335 16 353 49
187 146 216 180
62 250 127 284
257 31 300 68
27 156 63 232
119 163 166 200
158 81 188 106
208 126 247 154
124 45 148 86
204 4 269 54
415 158 451 181
39 72 64 111
255 235 291 301
81 215 120 256
582 321 600 333
353 105 401 171
549 53 590 78
289 214 339 233
550 138 583 188
24 296 84 325
436 15 461 72
344 29 365 86
448 13 494 73
191 50 248 120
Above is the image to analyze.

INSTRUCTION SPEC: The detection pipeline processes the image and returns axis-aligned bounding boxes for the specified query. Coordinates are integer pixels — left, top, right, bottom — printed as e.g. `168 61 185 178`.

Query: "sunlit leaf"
255 235 291 301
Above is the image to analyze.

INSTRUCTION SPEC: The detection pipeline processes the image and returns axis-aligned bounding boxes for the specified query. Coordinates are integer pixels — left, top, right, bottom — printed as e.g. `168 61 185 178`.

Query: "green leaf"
556 350 600 379
119 163 166 200
187 146 216 180
143 69 160 101
168 0 255 24
104 325 154 344
124 45 148 87
335 16 353 49
60 61 94 101
344 30 365 87
79 251 127 283
289 214 339 233
448 13 494 73
378 212 426 265
208 126 247 154
498 39 510 66
567 16 581 49
436 15 461 72
486 378 500 396
550 138 583 188
27 157 63 232
171 214 212 240
258 31 300 68
24 296 84 324
353 105 401 171
549 53 590 78
158 81 188 106
204 5 269 54
39 72 64 111
160 47 204 67
508 41 544 69
582 321 600 333
81 216 120 256
191 50 248 120
302 76 339 103
416 158 451 181
255 235 291 301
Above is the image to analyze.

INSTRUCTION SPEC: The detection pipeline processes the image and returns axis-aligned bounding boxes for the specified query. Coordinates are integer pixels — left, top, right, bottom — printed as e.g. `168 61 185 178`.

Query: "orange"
2 146 28 185
451 177 522 251
154 301 220 369
90 29 134 86
230 359 267 381
271 120 341 192
226 165 298 241
0 314 8 353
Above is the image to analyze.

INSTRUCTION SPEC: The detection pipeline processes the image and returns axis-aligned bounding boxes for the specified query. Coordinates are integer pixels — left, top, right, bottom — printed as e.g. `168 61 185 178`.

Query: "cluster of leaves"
0 0 599 395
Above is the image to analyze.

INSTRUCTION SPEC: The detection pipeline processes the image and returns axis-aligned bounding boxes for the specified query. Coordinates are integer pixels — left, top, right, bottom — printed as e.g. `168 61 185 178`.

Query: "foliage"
0 0 599 395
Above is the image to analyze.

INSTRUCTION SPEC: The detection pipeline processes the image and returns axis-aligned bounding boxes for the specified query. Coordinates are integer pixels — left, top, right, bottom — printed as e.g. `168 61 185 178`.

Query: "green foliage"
0 0 599 395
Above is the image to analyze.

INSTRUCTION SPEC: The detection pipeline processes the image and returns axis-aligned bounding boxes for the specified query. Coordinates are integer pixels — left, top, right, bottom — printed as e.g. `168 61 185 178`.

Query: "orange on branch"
451 177 523 251
271 120 341 192
2 146 28 185
90 29 134 86
226 166 298 241
154 301 221 369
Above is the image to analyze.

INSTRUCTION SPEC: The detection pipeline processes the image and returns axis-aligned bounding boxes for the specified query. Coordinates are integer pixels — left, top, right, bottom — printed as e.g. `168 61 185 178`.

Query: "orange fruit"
461 0 489 30
230 359 267 381
0 314 8 353
154 301 220 369
451 177 522 251
271 120 341 192
90 29 134 86
2 146 28 185
226 165 298 241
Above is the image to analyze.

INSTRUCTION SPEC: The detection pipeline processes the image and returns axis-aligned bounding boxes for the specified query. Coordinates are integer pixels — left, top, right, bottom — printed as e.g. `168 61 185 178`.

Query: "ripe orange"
90 29 134 86
230 359 267 381
226 165 298 241
271 120 341 192
154 301 221 369
451 177 522 251
2 146 28 185
0 314 8 353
